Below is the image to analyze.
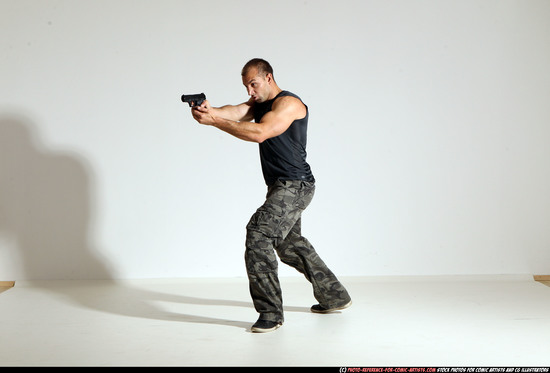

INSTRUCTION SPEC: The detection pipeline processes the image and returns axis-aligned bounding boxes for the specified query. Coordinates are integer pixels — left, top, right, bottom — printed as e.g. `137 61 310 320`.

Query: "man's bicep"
259 97 305 139
258 111 292 139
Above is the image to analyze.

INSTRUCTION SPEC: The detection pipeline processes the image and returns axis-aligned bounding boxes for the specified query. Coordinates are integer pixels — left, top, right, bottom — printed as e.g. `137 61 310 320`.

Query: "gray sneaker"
251 319 282 333
310 300 352 313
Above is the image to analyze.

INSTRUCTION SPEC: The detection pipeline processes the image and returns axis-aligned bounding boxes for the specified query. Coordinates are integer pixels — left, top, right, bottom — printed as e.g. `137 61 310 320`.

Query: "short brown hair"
241 58 274 78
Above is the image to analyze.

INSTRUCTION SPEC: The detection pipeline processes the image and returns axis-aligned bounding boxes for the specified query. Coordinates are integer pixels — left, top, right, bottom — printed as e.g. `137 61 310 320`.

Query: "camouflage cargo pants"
245 179 351 323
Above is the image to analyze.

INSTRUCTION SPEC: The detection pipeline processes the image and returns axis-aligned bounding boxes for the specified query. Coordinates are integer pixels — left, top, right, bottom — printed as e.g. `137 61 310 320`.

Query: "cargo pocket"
245 209 282 274
246 208 283 239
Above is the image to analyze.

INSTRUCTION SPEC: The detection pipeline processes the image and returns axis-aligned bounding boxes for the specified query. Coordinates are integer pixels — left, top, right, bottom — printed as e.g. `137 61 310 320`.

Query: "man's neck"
267 85 283 101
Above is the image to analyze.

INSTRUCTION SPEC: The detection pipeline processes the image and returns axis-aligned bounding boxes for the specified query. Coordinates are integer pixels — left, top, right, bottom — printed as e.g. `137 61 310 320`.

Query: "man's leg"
245 226 284 325
275 217 352 311
245 180 306 328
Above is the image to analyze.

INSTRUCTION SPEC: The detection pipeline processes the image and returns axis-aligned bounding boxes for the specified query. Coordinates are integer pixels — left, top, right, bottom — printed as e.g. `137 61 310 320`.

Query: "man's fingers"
192 105 207 113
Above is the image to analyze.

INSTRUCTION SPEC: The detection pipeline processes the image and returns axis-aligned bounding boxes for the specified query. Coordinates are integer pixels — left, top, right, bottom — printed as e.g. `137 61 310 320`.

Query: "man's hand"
191 100 217 126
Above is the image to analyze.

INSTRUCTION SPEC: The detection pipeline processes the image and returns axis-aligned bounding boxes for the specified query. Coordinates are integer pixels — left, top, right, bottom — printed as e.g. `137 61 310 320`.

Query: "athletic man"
191 58 351 332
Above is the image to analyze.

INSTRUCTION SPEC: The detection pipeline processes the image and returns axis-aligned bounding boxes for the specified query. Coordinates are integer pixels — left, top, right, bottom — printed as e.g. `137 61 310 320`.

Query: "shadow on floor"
1 115 310 332
28 280 311 332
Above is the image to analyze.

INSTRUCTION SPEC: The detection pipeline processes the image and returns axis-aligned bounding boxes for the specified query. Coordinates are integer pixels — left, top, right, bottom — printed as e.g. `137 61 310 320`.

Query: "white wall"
1 0 549 280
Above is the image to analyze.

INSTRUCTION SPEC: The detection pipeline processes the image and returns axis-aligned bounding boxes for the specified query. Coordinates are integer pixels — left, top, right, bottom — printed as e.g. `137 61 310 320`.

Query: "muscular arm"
209 98 254 122
192 96 306 143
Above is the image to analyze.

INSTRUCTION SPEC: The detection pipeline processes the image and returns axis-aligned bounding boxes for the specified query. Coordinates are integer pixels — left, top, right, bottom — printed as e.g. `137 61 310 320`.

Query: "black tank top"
253 91 315 186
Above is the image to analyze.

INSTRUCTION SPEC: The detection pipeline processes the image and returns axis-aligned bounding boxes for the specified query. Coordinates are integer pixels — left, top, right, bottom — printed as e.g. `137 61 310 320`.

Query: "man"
191 58 351 333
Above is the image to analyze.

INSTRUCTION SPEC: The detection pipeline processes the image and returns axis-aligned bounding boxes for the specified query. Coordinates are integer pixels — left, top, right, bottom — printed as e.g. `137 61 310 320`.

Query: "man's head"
241 58 279 103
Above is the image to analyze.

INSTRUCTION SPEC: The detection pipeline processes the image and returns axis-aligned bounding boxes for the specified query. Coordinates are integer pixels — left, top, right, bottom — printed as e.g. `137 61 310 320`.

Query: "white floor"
1 276 550 367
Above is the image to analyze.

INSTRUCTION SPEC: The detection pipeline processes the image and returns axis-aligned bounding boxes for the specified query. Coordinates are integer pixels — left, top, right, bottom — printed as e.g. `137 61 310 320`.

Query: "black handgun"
181 93 206 107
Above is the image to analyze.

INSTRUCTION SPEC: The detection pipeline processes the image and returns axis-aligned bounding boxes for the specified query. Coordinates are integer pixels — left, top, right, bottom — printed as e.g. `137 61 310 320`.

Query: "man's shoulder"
271 92 307 121
273 91 305 107
277 90 301 101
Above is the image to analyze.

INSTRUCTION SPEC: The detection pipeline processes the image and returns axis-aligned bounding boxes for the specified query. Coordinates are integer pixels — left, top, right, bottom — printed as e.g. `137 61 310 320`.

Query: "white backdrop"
1 0 549 280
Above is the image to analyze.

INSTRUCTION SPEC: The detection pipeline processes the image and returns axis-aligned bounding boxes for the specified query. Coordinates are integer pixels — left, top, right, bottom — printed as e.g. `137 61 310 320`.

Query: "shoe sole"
251 323 282 333
311 300 352 314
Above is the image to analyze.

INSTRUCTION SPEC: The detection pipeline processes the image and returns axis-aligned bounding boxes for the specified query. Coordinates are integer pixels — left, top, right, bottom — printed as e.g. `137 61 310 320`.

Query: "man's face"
242 67 271 103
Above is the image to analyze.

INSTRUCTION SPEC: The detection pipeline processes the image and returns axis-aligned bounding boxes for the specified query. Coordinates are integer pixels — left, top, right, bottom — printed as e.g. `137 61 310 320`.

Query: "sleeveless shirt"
253 91 315 186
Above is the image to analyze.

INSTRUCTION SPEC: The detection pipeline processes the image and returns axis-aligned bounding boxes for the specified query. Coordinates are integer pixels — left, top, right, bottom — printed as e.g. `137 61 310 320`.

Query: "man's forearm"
212 116 264 143
211 105 241 121
211 101 253 122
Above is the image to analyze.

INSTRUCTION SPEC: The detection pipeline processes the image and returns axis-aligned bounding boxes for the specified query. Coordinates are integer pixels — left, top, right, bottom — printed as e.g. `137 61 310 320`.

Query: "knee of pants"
245 243 278 274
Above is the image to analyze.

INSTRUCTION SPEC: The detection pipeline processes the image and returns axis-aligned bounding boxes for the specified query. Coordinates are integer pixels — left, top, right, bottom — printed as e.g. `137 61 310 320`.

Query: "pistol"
181 93 206 107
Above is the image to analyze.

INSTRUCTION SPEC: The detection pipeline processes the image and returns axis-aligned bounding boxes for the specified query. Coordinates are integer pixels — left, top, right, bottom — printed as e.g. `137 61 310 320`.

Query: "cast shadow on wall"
0 114 111 280
0 114 271 330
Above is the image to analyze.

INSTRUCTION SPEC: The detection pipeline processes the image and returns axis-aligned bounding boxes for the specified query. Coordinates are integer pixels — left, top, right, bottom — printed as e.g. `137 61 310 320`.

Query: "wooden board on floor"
0 281 15 294
534 275 550 288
